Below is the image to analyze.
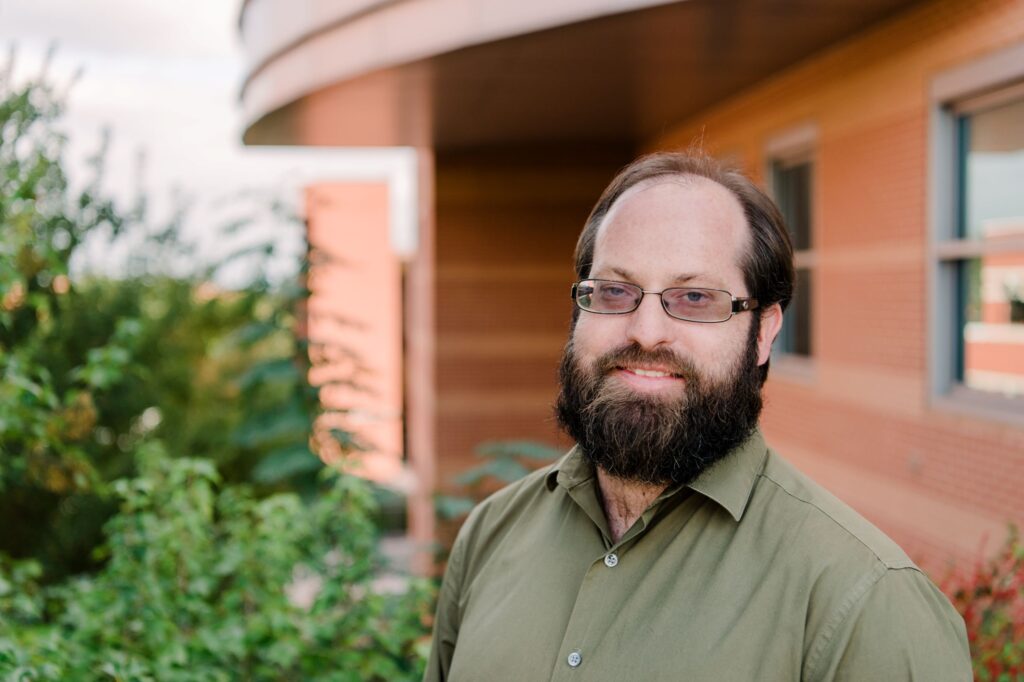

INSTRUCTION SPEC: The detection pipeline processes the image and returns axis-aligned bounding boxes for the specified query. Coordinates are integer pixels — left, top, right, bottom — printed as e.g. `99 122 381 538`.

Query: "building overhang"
239 0 923 151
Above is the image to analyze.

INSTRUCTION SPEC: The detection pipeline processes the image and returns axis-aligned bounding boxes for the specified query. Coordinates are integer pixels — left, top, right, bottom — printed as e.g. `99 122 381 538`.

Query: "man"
425 152 970 681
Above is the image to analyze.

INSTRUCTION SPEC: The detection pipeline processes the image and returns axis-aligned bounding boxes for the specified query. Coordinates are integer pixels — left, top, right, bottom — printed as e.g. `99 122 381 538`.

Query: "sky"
0 0 414 285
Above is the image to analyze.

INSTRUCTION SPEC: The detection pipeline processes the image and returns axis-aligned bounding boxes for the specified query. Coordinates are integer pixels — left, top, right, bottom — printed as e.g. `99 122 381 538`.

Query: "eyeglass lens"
576 279 732 322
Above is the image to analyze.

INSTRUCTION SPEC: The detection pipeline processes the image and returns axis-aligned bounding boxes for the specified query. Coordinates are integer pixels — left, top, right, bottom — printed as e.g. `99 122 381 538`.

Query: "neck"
596 468 667 544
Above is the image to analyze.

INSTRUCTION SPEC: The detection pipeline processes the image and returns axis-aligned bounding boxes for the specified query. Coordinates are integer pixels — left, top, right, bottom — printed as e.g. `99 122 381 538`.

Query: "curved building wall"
238 0 681 142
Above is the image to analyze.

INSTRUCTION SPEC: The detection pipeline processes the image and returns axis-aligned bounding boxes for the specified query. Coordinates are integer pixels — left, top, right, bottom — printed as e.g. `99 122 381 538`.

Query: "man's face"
555 176 780 486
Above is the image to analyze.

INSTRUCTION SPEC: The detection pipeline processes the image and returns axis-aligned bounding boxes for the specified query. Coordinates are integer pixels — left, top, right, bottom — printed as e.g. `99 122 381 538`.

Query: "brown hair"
575 151 794 310
572 151 795 383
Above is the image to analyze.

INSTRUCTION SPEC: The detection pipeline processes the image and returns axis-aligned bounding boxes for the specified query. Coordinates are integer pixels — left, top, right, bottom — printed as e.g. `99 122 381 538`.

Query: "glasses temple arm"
732 297 759 313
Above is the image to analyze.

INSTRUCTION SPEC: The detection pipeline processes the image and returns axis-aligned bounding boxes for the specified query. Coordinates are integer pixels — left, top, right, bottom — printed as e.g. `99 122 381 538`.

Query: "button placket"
549 527 640 679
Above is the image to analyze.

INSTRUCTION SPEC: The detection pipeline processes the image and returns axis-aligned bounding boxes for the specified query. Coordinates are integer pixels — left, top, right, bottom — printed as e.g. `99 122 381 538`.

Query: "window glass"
776 267 812 357
959 253 1024 397
959 97 1024 240
772 159 813 357
774 162 812 251
955 94 1024 398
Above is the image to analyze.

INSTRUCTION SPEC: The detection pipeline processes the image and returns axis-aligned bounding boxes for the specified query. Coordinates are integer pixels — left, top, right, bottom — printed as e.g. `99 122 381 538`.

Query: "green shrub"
1 65 434 679
0 447 432 681
0 63 355 580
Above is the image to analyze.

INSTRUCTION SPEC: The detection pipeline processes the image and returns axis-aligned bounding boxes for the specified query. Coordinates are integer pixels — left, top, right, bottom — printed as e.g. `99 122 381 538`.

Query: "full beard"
554 322 763 488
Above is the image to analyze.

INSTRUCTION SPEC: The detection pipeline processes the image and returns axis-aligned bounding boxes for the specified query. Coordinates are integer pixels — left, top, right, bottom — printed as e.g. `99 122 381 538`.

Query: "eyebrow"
603 266 712 287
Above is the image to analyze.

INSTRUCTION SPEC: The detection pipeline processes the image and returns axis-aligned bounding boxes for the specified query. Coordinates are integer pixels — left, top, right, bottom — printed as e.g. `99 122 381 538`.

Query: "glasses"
571 279 759 323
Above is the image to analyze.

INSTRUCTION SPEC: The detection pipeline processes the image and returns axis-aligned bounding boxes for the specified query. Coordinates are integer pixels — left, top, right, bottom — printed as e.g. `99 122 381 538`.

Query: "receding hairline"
588 172 752 275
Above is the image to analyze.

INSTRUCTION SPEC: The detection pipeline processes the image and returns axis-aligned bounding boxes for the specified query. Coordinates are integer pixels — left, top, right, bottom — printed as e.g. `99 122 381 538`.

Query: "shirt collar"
687 429 768 522
545 429 769 522
546 445 593 491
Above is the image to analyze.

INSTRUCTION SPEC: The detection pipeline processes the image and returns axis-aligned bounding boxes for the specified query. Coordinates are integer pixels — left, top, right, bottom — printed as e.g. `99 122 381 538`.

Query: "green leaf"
328 428 370 453
233 404 311 448
237 357 300 391
434 495 475 520
453 457 529 487
233 321 278 347
474 439 563 461
251 444 322 484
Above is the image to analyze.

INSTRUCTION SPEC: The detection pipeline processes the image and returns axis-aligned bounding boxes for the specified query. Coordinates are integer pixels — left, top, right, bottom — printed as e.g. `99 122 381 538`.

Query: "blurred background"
2 0 1022 678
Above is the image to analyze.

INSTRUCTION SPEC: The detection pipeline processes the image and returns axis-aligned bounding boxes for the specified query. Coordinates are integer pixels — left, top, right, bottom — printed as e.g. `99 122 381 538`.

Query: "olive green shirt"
425 430 970 681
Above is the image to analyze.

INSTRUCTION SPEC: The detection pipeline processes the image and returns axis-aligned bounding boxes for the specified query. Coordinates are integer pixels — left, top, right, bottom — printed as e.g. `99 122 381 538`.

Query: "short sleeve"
808 567 972 682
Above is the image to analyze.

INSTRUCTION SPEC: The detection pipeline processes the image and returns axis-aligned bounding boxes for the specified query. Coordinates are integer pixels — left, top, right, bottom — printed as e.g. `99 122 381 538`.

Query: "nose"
624 291 675 350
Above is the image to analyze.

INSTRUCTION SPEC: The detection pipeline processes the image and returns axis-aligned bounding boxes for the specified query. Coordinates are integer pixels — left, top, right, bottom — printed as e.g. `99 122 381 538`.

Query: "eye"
664 288 716 310
599 283 631 298
592 281 639 311
684 291 709 303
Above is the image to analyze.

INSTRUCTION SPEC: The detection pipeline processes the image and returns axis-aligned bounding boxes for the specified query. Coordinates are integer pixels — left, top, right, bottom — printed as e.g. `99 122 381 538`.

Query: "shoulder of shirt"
756 448 917 572
455 459 562 542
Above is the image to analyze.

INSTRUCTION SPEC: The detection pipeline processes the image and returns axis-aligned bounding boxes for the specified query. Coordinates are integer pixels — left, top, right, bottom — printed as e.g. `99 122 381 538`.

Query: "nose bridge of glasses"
632 288 677 326
637 288 674 316
621 288 679 347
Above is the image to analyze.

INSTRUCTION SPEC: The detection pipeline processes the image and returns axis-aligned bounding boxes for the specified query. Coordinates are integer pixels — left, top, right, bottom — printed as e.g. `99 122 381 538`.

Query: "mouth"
591 344 692 392
618 367 683 379
611 366 686 391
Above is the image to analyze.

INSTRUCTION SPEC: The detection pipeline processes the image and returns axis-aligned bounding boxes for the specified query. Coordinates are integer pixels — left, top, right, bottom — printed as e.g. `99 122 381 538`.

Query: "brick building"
239 0 1024 574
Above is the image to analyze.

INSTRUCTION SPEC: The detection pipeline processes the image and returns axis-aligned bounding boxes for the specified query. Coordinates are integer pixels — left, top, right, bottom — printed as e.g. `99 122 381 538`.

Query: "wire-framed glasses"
571 279 759 323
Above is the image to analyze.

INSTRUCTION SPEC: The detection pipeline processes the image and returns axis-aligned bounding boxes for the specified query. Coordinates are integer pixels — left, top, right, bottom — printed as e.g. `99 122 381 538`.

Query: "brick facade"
283 0 1024 575
651 0 1024 572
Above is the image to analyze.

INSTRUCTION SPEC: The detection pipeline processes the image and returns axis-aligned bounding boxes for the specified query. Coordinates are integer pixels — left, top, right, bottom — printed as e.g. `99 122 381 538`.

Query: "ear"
756 303 783 366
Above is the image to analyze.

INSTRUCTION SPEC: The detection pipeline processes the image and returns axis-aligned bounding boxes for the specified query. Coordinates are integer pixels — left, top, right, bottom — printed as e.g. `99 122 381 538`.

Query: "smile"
624 368 681 378
613 367 685 387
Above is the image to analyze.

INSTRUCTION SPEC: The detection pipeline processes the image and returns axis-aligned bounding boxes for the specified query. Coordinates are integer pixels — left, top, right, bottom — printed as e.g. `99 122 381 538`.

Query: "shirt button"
567 650 582 668
604 553 619 568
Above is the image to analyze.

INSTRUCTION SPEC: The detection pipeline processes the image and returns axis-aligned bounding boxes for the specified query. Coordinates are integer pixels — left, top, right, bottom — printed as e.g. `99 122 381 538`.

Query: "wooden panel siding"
432 148 627 500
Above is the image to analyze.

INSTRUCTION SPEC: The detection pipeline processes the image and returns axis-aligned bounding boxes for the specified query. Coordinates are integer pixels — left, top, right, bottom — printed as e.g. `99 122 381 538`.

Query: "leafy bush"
1 70 132 569
944 526 1024 681
2 64 433 678
0 64 353 580
0 448 432 681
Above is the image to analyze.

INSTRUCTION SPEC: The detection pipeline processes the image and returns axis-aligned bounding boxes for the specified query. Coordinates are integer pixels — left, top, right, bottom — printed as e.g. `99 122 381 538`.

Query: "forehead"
591 175 749 290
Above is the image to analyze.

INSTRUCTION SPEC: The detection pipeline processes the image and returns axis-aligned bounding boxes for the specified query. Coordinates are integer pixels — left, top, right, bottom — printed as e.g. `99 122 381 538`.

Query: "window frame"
764 123 818 381
928 41 1024 425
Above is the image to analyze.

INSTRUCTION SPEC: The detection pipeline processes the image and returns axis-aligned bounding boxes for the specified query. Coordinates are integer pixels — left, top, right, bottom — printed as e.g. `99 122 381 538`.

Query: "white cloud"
0 0 239 60
0 0 415 284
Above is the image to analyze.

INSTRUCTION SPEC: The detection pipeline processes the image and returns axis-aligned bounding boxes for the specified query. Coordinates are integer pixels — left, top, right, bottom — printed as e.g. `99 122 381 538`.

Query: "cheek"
571 315 621 359
687 326 750 378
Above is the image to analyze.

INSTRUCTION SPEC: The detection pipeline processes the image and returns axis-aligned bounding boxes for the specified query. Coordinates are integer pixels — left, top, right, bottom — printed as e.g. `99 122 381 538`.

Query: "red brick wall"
652 0 1024 572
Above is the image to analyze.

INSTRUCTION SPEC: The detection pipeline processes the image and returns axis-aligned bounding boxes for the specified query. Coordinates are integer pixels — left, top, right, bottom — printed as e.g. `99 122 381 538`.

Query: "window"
932 43 1024 416
946 85 1024 399
766 129 816 362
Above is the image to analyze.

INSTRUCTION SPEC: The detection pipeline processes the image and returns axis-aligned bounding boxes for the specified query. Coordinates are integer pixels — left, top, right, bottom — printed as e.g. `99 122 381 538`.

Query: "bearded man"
424 152 970 681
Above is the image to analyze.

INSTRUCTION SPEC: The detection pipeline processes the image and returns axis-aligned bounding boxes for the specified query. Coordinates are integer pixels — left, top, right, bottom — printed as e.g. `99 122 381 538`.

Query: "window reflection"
961 250 1024 397
956 92 1024 396
960 97 1024 241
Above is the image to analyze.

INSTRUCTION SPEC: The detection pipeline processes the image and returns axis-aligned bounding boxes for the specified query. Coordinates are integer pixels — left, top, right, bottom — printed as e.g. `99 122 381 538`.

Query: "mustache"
593 342 697 378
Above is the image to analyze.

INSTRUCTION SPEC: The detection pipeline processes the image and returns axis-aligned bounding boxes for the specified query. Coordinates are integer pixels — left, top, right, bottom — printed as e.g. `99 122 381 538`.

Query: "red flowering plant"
943 525 1024 681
